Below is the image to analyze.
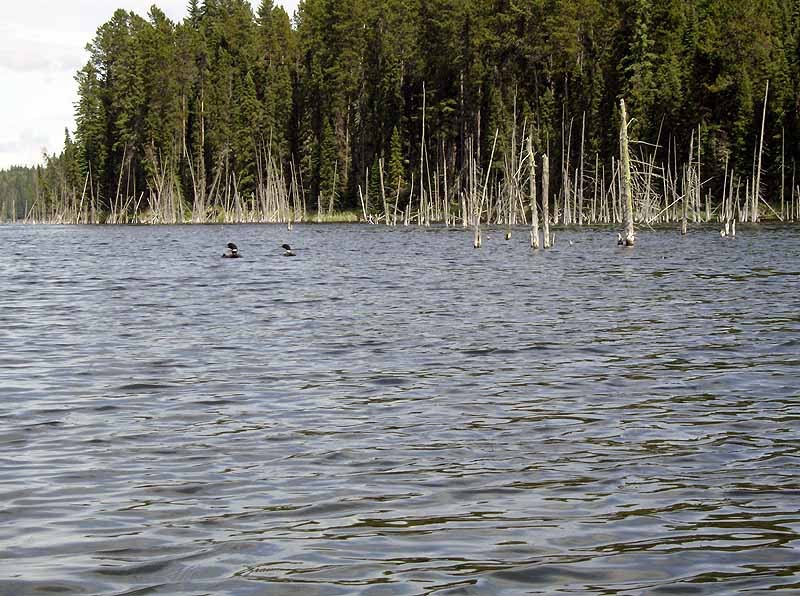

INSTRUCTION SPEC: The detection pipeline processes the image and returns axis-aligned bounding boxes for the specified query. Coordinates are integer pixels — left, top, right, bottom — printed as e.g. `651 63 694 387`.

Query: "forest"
1 0 798 225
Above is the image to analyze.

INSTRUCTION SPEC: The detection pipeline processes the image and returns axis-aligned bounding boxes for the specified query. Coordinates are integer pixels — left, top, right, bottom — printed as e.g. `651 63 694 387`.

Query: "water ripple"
0 223 799 594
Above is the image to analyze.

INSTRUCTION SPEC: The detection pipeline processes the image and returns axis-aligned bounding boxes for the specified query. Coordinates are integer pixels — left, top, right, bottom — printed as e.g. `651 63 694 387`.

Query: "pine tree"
618 0 656 137
388 125 405 197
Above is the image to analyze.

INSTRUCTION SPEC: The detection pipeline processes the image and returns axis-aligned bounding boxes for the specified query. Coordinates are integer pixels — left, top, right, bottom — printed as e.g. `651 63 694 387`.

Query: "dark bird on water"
223 242 241 258
617 233 624 246
282 243 296 257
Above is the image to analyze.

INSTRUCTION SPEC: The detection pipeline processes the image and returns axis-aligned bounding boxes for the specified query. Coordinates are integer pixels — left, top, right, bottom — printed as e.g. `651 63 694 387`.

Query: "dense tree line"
0 166 37 221
3 0 799 223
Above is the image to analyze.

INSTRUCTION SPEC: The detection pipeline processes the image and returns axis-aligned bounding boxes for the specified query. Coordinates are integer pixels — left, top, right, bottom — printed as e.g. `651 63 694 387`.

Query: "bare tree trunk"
592 153 599 223
619 99 635 246
379 160 389 225
753 80 769 222
419 82 426 226
542 153 551 249
579 111 585 226
792 159 796 222
780 127 785 220
528 136 539 249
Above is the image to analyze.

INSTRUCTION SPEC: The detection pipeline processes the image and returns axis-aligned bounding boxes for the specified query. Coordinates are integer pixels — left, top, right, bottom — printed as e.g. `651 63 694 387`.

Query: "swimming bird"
282 243 296 257
223 242 241 258
617 233 624 246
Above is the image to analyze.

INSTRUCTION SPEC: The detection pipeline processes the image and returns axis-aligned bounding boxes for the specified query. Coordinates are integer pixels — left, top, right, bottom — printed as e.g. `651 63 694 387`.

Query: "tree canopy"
2 0 798 223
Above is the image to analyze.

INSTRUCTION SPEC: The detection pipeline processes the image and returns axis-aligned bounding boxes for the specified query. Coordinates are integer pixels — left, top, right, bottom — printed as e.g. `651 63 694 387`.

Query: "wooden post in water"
528 136 540 249
542 153 551 248
619 99 635 246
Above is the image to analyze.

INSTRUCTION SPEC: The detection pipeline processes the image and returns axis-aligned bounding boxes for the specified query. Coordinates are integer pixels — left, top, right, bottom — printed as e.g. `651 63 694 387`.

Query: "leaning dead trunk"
753 80 768 222
619 99 635 246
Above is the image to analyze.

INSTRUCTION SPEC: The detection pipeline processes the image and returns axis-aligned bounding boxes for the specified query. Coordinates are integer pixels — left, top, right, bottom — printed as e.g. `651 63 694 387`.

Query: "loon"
282 243 296 257
223 242 241 258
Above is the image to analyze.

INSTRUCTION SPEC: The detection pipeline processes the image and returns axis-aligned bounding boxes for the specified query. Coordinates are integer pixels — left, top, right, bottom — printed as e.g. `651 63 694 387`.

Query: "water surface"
1 223 799 594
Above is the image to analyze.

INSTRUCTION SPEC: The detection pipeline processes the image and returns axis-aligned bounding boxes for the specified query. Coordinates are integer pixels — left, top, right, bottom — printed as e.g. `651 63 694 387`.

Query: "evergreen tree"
388 125 405 197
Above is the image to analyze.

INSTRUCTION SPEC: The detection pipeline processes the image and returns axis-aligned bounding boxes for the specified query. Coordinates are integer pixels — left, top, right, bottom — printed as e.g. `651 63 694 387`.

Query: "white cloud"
0 23 86 74
0 0 299 170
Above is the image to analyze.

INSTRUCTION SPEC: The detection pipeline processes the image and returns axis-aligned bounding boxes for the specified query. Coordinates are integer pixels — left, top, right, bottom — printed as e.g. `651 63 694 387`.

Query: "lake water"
1 223 799 595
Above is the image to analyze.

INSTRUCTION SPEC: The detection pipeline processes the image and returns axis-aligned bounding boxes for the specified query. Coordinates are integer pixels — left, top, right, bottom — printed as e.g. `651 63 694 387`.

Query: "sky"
0 0 299 170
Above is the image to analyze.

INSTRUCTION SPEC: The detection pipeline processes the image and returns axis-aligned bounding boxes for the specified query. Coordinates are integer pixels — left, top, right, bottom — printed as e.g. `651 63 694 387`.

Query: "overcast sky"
0 0 299 170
